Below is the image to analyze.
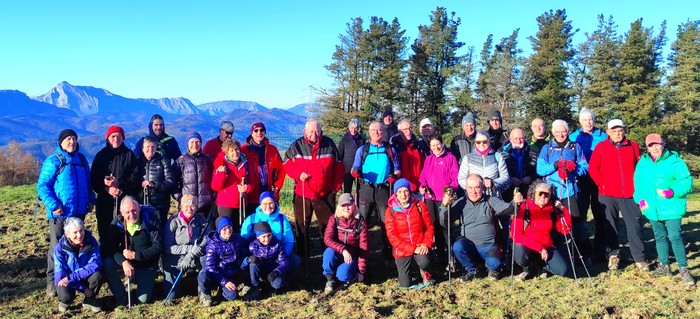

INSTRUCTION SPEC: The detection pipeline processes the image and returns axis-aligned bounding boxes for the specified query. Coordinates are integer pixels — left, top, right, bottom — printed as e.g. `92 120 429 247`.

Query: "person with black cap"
37 128 96 297
203 121 235 159
241 121 286 215
241 221 290 299
133 114 181 162
450 112 478 164
198 216 246 305
380 109 397 144
486 109 508 151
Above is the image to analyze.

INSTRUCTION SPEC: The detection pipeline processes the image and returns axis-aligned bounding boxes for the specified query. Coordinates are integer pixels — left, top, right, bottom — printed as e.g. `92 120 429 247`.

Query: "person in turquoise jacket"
633 133 694 285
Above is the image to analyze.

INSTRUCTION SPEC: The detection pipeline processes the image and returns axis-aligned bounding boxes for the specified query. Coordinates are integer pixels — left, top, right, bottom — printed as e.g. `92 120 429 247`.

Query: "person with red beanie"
241 121 285 216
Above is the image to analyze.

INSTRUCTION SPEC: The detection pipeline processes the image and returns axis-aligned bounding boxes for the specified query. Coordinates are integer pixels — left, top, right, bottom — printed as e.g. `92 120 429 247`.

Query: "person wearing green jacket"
633 133 694 285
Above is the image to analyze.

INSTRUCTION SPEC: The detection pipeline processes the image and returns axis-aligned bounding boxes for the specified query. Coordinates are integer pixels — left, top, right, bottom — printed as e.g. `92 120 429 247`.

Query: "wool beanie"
251 122 266 133
186 131 202 144
461 112 476 127
382 109 394 119
216 216 232 233
393 178 411 194
487 109 502 121
254 221 272 237
259 191 274 204
58 129 77 144
105 125 124 139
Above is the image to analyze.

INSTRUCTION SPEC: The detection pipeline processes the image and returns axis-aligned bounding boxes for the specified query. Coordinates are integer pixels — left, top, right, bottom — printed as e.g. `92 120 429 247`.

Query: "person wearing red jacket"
203 121 234 159
511 182 571 281
283 119 344 258
241 122 285 215
385 179 435 289
390 119 426 192
211 138 251 232
588 119 648 271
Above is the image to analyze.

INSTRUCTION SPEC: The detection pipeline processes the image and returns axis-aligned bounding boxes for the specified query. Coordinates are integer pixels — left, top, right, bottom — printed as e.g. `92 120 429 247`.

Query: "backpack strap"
54 153 67 177
360 142 394 173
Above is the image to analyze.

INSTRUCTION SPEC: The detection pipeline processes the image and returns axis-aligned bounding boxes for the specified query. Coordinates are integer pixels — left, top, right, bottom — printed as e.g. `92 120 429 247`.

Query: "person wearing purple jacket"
197 217 246 306
418 133 459 261
241 221 289 300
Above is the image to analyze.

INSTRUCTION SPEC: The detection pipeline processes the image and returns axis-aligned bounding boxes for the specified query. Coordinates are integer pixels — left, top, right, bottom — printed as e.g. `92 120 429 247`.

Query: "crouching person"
242 221 289 300
53 217 102 313
162 194 209 299
102 196 162 306
385 179 435 289
197 217 245 306
322 193 368 293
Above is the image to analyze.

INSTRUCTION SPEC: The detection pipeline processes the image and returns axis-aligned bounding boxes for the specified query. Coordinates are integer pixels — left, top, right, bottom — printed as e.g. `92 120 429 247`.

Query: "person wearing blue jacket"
241 192 301 273
37 129 95 297
197 217 246 306
53 217 102 313
536 119 592 263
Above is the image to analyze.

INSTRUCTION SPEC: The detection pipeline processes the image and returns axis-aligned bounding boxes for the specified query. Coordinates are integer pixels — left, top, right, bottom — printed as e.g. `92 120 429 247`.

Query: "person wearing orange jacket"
241 122 285 216
211 138 251 232
385 178 435 289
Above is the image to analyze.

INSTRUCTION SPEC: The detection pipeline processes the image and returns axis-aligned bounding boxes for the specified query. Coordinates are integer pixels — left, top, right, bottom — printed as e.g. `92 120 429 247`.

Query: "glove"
564 160 576 172
557 169 568 180
190 245 203 257
659 189 674 198
388 174 398 184
639 199 648 210
248 255 259 264
177 254 194 270
555 160 563 169
267 270 280 282
351 168 361 179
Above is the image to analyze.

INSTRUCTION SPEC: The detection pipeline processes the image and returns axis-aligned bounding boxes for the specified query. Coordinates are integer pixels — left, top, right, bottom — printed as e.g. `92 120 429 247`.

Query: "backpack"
360 142 395 173
34 152 90 221
335 214 365 244
389 199 423 218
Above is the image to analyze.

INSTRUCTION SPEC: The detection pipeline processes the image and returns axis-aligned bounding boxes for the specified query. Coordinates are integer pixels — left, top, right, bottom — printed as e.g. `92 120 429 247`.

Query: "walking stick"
163 269 183 304
124 230 131 310
510 187 519 285
302 179 310 274
562 180 592 280
443 187 454 283
239 177 246 229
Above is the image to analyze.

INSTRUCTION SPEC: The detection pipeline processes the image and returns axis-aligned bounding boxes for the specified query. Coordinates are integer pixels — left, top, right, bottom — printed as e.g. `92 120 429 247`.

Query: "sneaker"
635 261 650 272
58 302 69 313
242 286 260 301
653 264 671 277
324 279 334 294
46 284 57 298
459 272 477 283
514 271 528 282
608 255 620 270
538 270 549 279
679 268 695 286
488 270 501 281
420 271 435 286
199 292 212 306
82 299 102 313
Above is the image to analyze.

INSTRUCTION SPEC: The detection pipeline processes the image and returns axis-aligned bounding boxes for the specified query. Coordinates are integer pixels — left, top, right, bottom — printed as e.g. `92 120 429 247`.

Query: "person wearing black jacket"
132 114 181 162
380 110 398 145
337 119 365 193
137 135 176 226
101 196 161 305
90 125 140 244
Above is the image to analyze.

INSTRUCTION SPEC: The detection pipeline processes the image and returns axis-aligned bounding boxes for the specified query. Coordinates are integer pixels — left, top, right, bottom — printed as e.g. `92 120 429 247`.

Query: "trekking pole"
563 181 578 282
113 196 118 218
443 187 454 283
560 183 592 280
510 187 519 285
239 177 246 229
163 268 183 304
124 230 131 310
355 177 360 208
302 179 309 271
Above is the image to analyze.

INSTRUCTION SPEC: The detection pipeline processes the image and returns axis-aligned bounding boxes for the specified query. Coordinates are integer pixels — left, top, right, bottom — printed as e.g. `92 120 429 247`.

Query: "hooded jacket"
38 144 95 219
384 196 434 258
133 120 182 161
53 231 101 291
240 205 295 256
241 136 285 203
323 214 369 274
204 231 245 286
244 237 289 275
211 152 251 208
162 212 209 265
633 150 693 221
176 151 213 211
419 149 459 201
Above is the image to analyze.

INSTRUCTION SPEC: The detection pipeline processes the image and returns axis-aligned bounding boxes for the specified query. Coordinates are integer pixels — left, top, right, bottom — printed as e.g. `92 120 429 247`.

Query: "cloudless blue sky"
0 1 695 109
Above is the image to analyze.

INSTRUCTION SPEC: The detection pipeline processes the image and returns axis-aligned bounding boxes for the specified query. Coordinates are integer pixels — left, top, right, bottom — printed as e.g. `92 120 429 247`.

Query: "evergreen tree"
450 45 477 136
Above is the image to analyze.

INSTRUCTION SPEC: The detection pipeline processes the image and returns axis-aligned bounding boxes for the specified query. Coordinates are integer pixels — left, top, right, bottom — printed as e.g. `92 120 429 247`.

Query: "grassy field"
1 182 699 318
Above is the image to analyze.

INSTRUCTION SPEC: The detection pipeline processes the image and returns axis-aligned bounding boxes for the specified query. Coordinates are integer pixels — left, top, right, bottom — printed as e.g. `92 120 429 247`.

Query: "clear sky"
0 1 694 109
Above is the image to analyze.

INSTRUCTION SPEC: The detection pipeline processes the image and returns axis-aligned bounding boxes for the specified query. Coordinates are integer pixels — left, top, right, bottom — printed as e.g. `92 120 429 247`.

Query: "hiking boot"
242 286 260 301
608 255 620 271
58 302 69 313
82 298 102 313
420 271 435 286
635 261 650 272
514 271 528 282
538 270 549 279
488 270 501 281
199 292 212 306
653 264 671 277
679 268 695 286
46 284 57 297
446 256 457 273
324 279 334 294
459 272 477 283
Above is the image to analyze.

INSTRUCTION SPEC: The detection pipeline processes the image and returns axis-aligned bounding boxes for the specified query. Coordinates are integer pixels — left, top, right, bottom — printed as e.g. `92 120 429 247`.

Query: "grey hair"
528 181 553 201
305 118 321 131
348 118 361 129
475 131 490 141
63 217 84 234
551 119 569 131
398 119 412 128
120 195 140 209
578 108 595 121
369 121 381 131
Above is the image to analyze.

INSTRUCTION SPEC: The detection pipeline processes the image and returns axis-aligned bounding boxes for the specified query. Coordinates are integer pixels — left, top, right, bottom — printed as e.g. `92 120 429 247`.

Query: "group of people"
37 108 695 312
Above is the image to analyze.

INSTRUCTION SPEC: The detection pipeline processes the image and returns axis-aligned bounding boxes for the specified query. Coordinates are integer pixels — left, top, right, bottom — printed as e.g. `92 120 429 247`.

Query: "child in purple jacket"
242 221 289 300
197 217 245 306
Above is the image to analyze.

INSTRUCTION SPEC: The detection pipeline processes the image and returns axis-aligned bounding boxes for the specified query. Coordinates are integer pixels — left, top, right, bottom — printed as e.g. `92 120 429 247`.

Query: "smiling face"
142 140 156 160
552 123 569 143
369 123 382 144
188 138 201 154
608 127 625 143
304 121 320 143
219 225 233 240
260 197 276 214
151 119 164 136
108 132 123 149
509 129 525 149
224 144 241 161
65 224 85 246
466 175 483 202
462 123 475 137
474 134 490 152
429 138 443 156
398 121 412 140
534 185 551 207
252 126 265 144
257 232 272 246
61 135 77 153
648 142 664 159
531 118 545 139
396 187 411 205
120 200 140 225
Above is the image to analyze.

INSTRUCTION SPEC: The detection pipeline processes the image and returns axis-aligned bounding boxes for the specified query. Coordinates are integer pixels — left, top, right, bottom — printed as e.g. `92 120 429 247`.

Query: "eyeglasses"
536 191 550 197
475 140 489 145
222 130 233 135
254 129 265 133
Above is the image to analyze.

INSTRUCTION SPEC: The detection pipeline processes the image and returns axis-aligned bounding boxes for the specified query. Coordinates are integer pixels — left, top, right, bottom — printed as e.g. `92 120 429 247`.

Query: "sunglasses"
222 130 233 135
475 140 489 145
254 129 266 133
536 191 550 197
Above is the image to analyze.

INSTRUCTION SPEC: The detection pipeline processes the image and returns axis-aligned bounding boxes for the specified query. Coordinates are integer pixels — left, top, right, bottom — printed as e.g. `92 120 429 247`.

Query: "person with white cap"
450 112 477 164
417 118 434 156
588 118 649 271
203 121 235 159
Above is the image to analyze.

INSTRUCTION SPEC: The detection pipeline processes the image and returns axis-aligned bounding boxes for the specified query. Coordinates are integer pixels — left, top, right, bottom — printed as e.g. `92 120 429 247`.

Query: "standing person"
390 119 426 192
137 135 176 226
203 121 235 159
102 196 162 306
242 221 290 299
241 121 285 214
529 118 549 157
569 108 608 260
322 193 368 292
176 132 214 217
37 129 95 297
380 109 398 145
337 119 365 193
502 128 538 202
52 218 102 313
588 119 649 271
162 194 208 299
536 120 592 265
486 109 508 151
418 133 459 261
450 112 477 164
417 118 434 156
133 114 181 162
211 138 250 231
351 122 400 265
283 119 344 258
457 132 510 198
90 125 140 245
198 217 246 306
443 174 522 281
385 179 435 289
634 134 694 285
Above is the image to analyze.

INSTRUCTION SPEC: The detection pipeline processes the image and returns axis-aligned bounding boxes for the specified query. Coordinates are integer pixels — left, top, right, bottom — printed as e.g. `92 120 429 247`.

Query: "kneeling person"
242 221 289 300
197 217 245 306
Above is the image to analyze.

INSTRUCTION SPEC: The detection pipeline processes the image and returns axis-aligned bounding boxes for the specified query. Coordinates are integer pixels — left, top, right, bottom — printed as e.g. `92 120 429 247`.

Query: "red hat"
251 122 266 133
105 125 124 139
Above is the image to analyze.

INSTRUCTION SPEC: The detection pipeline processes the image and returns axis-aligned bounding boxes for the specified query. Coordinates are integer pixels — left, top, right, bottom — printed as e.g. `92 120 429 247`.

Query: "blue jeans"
197 270 237 301
102 256 157 305
649 219 687 268
452 238 502 273
322 247 358 282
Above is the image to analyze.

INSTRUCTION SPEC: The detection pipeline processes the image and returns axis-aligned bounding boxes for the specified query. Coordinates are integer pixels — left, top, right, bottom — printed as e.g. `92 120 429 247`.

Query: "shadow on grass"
0 255 45 302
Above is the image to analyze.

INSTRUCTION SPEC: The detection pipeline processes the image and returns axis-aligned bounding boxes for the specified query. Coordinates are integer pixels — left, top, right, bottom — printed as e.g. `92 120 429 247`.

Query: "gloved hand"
557 169 568 180
351 168 361 179
639 199 648 210
564 160 576 172
267 270 280 282
388 174 398 184
177 254 194 270
190 244 203 257
555 160 563 169
248 255 258 264
657 188 674 198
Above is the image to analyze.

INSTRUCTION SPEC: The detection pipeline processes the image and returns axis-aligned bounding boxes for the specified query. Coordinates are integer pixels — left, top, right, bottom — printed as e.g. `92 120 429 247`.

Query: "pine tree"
450 45 477 136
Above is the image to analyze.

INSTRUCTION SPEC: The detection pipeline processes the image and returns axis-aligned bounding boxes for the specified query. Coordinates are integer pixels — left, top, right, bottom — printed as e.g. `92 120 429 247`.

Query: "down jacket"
240 205 295 257
283 136 344 200
137 152 176 210
211 152 251 209
241 137 286 203
176 151 213 211
244 237 289 275
133 121 181 161
90 142 140 209
536 140 588 199
419 149 459 201
511 200 571 253
588 138 641 198
37 145 95 219
457 149 510 197
633 150 693 221
323 214 369 274
384 196 434 258
53 231 101 291
205 231 246 286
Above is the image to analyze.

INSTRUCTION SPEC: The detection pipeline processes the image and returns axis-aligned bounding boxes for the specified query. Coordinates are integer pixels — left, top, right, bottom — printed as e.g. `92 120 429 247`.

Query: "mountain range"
0 81 314 162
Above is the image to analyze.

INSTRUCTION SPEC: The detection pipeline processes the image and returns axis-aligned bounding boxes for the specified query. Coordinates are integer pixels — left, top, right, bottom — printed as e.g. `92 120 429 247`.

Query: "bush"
0 141 40 186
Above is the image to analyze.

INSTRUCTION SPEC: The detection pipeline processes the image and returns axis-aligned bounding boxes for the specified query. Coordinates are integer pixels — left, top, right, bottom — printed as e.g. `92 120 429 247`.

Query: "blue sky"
0 1 694 109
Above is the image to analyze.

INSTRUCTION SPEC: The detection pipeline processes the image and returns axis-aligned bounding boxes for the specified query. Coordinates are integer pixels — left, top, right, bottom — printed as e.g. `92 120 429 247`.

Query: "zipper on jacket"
616 144 624 195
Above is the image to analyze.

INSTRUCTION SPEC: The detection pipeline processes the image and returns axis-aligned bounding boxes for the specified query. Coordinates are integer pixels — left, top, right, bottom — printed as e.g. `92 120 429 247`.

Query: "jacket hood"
148 119 167 137
58 230 98 253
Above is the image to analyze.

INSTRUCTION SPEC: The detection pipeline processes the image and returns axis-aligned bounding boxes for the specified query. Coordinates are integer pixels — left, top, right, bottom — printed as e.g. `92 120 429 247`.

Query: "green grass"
1 183 699 318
